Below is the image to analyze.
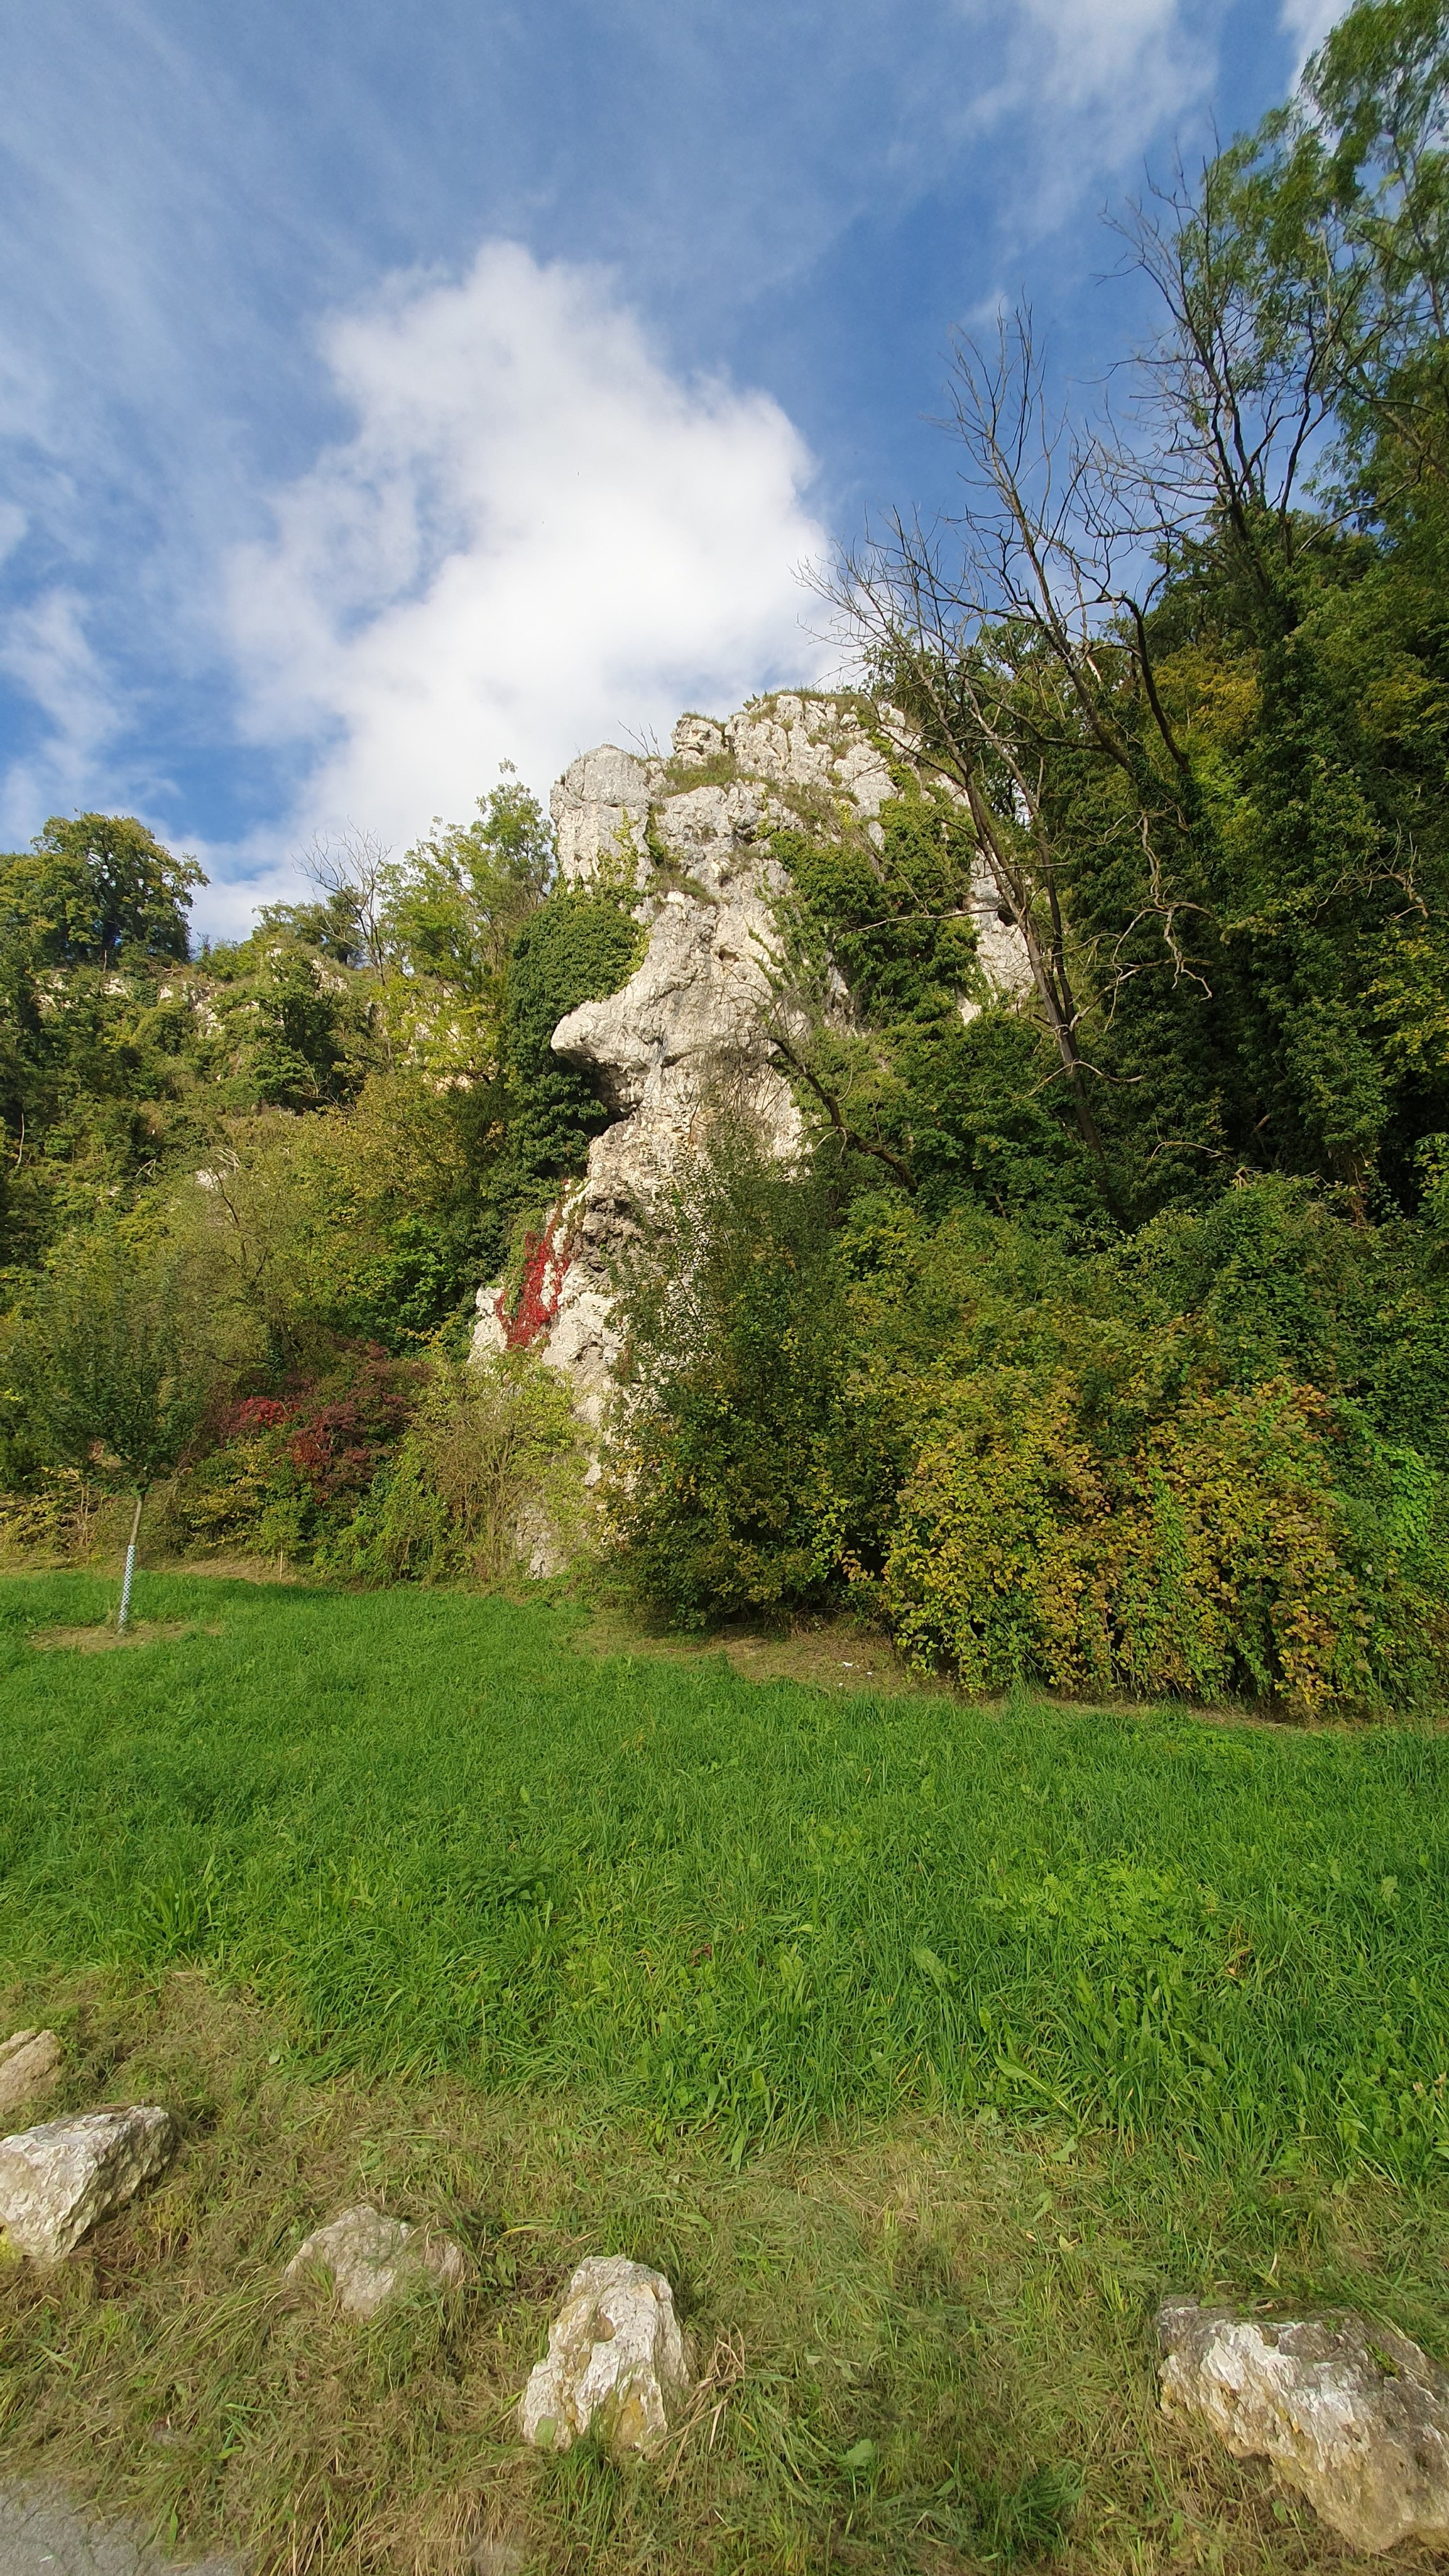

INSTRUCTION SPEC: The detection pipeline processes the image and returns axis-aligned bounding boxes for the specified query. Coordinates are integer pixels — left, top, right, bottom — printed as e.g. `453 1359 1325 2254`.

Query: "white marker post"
117 1489 144 1633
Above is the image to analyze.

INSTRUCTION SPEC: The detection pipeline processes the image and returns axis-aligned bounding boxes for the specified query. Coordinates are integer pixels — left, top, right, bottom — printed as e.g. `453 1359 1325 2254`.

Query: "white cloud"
0 588 124 843
1018 0 1197 116
221 241 832 888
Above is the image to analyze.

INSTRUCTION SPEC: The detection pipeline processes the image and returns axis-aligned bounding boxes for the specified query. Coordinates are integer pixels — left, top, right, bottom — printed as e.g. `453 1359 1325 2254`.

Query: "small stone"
285 2204 468 2319
519 2254 691 2456
1158 2296 1449 2552
0 2030 63 2121
0 2105 176 2262
469 2538 527 2576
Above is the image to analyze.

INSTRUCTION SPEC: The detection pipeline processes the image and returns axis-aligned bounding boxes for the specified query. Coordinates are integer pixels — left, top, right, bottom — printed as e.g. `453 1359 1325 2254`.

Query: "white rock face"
0 2105 176 2261
0 2030 63 2122
285 2203 468 2319
1158 2296 1449 2551
551 746 656 885
519 2254 692 2455
473 691 1031 1425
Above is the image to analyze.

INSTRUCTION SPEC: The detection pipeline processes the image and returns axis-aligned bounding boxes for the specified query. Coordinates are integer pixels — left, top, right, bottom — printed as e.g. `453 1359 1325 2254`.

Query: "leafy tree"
13 1232 212 1626
0 814 206 968
249 952 374 1112
383 767 554 1017
254 886 369 964
606 1123 885 1624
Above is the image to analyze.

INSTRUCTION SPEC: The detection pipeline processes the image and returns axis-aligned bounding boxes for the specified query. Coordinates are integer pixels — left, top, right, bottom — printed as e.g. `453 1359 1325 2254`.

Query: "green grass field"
4 1568 1449 2576
3 1570 1448 2175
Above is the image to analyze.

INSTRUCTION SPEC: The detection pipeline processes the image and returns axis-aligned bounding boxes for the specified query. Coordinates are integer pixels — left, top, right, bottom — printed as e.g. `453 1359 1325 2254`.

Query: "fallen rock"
519 2254 691 2456
1158 2296 1449 2551
0 2106 176 2262
285 2204 468 2319
0 2030 63 2122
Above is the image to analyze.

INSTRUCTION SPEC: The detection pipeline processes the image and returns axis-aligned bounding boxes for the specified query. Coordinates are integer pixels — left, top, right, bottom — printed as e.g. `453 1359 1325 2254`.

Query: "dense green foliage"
498 888 646 1220
0 770 646 1568
603 0 1449 1696
610 1150 1449 1706
0 771 640 1326
4 1572 1448 2178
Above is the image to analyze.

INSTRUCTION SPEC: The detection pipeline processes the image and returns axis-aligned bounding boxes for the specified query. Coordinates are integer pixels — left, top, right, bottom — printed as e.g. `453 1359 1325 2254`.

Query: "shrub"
878 1372 1115 1696
323 1350 587 1585
167 1344 423 1561
0 1466 102 1563
880 1370 1389 1713
1109 1380 1369 1711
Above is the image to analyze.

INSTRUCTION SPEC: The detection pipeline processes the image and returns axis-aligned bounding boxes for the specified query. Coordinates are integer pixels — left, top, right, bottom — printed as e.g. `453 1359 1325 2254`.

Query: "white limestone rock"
670 713 726 769
0 2029 63 2122
0 2105 176 2262
519 2254 692 2456
553 746 660 888
285 2203 468 2319
1158 2296 1449 2552
472 690 1033 1436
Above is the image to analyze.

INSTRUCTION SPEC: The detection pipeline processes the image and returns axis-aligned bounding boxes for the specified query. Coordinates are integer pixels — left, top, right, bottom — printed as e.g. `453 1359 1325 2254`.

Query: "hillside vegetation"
6 0 1449 1714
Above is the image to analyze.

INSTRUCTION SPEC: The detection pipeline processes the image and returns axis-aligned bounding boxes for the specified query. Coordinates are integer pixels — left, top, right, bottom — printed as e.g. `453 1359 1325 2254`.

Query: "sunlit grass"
4 1569 1447 2181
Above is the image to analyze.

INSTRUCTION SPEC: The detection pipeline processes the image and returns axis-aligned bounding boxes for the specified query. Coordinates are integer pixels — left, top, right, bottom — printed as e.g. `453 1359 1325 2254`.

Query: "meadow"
4 1571 1449 2175
3 1570 1449 2576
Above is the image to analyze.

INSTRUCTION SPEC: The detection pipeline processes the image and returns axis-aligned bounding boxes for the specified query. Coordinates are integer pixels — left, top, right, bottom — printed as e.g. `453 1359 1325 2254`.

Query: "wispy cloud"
1279 0 1347 67
0 589 125 842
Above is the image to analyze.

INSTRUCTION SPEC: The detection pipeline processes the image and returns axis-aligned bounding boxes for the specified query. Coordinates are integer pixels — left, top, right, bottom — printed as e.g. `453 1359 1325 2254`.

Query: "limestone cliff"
472 691 1030 1419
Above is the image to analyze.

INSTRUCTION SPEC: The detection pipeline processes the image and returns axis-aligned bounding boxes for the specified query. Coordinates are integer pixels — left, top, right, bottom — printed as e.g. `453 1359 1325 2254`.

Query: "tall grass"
3 1571 1447 2177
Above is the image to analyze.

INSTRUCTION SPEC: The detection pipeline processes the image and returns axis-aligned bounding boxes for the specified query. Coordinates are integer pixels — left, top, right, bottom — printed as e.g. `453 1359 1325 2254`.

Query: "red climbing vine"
495 1209 573 1349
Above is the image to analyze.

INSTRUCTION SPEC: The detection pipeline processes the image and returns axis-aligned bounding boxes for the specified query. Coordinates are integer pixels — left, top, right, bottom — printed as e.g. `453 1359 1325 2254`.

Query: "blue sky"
0 0 1340 934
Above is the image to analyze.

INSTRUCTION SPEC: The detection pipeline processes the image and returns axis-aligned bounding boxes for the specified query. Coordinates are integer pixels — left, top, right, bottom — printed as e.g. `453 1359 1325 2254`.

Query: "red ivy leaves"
495 1211 572 1350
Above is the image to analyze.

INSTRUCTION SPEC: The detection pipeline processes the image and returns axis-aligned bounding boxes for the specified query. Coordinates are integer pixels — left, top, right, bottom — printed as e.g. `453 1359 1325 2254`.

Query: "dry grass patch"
2 1970 1448 2576
29 1621 226 1654
580 1603 960 1704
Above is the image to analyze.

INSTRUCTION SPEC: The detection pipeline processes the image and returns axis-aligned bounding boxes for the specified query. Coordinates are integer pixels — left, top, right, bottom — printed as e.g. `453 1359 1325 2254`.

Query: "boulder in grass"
519 2255 691 2456
0 2105 176 2262
1158 2296 1449 2552
0 2030 63 2122
285 2204 469 2319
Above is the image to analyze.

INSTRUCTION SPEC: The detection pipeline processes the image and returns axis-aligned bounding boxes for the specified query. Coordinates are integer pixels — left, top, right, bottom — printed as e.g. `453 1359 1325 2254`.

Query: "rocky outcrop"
1158 2296 1449 2551
473 691 1030 1423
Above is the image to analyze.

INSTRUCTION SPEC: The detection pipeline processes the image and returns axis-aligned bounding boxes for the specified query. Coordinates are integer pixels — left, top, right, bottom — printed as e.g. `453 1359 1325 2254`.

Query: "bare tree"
1111 157 1364 599
824 314 1210 1189
297 825 393 976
